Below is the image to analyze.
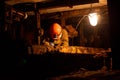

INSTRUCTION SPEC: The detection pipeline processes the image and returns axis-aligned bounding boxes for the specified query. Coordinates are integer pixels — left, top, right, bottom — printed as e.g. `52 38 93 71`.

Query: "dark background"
107 0 120 69
0 0 120 79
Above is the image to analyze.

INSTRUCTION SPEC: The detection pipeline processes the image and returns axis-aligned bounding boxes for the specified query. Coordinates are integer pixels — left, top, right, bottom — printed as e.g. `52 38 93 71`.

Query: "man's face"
51 33 62 40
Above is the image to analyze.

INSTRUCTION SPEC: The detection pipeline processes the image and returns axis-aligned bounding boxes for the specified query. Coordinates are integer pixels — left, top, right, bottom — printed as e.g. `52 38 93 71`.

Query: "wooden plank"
30 45 111 55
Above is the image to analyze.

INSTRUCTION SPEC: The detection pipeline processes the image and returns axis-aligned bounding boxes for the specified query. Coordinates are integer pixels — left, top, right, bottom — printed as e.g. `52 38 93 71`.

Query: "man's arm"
61 29 69 46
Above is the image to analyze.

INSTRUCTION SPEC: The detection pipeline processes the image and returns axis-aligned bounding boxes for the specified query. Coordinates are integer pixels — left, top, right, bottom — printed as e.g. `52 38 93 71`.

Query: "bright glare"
88 13 98 26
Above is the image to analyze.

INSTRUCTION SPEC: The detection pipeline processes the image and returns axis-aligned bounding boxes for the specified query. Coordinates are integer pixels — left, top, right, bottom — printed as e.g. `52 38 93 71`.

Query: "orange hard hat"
50 23 62 39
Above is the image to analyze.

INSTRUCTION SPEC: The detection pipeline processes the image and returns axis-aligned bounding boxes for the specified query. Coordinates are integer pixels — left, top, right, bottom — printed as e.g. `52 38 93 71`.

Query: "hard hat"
50 23 62 40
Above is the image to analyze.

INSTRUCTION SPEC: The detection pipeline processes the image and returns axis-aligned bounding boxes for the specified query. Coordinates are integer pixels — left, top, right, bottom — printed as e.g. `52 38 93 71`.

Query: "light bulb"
88 13 98 26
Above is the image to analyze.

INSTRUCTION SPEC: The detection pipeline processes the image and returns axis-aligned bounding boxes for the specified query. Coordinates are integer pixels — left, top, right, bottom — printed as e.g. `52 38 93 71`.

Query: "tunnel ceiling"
5 0 99 12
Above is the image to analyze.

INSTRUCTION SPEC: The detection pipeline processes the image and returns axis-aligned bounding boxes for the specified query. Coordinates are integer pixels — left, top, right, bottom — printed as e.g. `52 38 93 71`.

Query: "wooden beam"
39 0 107 14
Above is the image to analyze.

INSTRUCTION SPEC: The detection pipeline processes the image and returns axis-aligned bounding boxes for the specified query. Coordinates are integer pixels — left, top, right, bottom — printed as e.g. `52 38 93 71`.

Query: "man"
42 23 69 51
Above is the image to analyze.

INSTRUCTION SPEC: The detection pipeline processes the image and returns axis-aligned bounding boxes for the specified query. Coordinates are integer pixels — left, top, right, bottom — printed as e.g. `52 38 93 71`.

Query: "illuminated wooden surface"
30 45 111 55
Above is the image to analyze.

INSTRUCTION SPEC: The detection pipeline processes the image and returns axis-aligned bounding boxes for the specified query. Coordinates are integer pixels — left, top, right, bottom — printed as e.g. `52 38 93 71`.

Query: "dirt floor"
47 69 120 80
1 65 120 80
1 53 120 80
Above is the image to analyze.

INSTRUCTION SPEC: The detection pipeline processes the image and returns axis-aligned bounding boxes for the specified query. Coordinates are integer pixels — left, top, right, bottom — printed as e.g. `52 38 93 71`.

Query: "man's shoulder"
62 29 69 35
62 28 68 33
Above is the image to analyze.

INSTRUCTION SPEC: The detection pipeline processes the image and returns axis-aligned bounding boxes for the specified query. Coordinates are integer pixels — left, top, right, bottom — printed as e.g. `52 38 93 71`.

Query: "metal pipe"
12 9 28 19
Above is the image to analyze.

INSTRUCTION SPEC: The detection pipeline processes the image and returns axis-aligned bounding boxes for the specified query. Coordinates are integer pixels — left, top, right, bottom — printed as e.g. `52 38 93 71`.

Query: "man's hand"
54 46 60 51
46 45 54 52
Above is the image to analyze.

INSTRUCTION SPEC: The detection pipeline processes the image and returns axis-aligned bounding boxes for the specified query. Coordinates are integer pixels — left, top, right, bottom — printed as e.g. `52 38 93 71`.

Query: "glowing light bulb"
88 13 98 26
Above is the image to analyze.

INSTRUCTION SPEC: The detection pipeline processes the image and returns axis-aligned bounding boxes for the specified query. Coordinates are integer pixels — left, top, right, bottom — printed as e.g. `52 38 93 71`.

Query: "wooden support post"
37 12 41 45
34 3 41 45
